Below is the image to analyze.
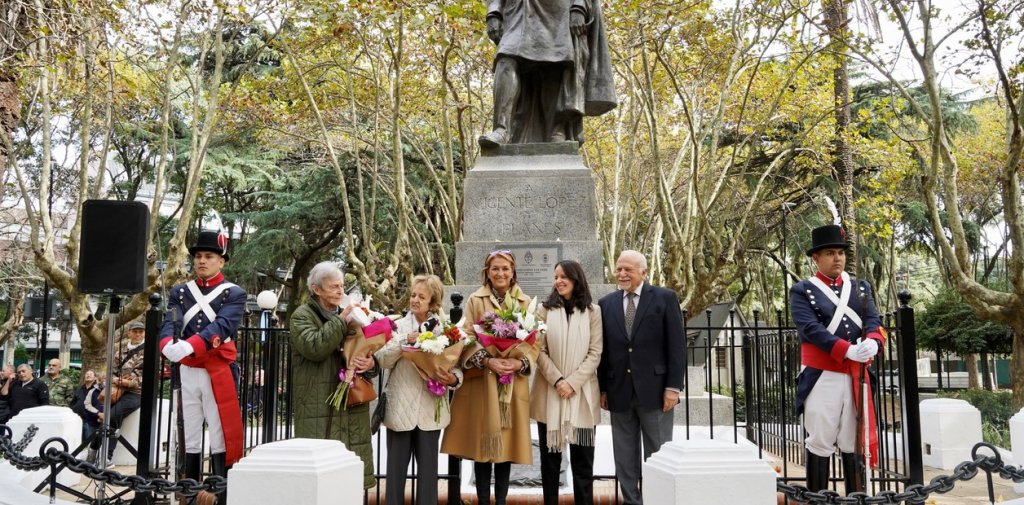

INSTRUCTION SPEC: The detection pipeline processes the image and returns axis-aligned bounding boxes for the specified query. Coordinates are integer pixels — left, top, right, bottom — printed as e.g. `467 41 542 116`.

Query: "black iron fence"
0 291 954 504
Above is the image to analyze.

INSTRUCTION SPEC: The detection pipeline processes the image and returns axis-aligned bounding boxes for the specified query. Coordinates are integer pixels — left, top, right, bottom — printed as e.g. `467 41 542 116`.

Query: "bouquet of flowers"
327 294 396 410
401 317 467 422
473 295 544 424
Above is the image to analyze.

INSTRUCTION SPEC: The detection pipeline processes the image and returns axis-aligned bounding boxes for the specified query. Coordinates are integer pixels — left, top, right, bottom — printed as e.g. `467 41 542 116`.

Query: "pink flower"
498 373 513 385
426 379 446 397
337 367 350 382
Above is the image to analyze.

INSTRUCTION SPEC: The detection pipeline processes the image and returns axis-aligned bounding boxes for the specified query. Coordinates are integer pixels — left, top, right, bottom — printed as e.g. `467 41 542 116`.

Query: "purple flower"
426 379 446 397
337 367 349 382
498 373 513 385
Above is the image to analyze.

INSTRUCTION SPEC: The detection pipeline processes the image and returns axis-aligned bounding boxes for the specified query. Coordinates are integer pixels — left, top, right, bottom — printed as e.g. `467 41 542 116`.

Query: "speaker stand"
96 295 121 503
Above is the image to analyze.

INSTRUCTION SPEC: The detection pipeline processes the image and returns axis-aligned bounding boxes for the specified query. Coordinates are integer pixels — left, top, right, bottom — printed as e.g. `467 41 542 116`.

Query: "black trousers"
537 421 596 505
385 428 440 505
91 392 141 453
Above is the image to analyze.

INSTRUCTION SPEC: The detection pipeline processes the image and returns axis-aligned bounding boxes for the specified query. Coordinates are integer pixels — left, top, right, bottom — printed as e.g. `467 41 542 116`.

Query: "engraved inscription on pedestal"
505 244 562 297
476 189 590 241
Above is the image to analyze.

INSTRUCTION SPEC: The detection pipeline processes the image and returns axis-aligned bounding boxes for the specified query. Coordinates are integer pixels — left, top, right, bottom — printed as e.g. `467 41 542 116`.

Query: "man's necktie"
625 292 637 338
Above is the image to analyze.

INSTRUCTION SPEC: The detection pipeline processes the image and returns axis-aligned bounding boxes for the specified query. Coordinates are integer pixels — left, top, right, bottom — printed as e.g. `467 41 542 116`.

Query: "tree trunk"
1013 321 1024 407
965 353 980 390
824 0 857 273
979 352 993 391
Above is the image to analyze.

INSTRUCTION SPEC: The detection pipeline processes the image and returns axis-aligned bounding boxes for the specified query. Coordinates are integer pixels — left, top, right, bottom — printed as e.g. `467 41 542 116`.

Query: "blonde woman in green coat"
289 261 379 489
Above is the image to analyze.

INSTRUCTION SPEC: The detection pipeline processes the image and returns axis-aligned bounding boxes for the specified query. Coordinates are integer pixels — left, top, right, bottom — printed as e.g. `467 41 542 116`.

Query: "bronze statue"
479 0 617 147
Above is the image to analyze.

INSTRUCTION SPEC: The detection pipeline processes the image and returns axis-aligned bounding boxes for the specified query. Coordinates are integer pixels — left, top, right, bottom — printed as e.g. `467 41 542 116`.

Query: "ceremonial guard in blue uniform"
790 224 886 494
160 231 247 500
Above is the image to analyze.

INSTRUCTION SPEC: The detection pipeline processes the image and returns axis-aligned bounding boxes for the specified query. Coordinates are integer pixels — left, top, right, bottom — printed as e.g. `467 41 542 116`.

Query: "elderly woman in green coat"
289 261 379 489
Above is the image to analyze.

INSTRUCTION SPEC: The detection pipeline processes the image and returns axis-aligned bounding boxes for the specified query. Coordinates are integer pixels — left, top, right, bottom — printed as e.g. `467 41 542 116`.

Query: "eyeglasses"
489 249 512 257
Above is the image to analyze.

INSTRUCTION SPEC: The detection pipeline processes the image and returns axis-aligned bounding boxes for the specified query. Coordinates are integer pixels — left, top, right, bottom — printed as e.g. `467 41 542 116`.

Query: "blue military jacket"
159 273 247 352
790 271 882 414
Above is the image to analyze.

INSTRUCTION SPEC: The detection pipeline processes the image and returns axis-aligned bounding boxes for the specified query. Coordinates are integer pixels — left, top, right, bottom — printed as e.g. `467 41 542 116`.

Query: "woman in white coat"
530 260 603 505
375 274 462 505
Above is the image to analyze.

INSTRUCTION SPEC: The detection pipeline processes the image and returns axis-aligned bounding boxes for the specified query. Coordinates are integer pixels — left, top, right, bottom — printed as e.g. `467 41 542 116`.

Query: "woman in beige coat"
530 260 603 505
441 250 533 505
376 274 462 505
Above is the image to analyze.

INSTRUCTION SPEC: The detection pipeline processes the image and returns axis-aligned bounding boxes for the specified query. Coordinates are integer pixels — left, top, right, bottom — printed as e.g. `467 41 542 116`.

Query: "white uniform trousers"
803 370 856 457
180 364 225 454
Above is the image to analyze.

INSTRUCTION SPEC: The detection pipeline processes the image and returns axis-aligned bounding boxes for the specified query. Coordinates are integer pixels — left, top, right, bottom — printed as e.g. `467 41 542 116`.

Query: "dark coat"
288 300 380 489
597 283 685 412
1 377 50 418
790 275 882 414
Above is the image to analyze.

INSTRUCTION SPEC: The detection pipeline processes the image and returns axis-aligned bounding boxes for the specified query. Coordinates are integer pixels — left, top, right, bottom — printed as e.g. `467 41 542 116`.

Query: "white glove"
162 340 194 363
859 338 879 357
845 342 869 363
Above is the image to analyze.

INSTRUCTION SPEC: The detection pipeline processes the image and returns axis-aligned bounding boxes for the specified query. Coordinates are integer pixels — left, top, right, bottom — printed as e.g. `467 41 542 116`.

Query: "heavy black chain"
777 442 1024 504
0 424 227 495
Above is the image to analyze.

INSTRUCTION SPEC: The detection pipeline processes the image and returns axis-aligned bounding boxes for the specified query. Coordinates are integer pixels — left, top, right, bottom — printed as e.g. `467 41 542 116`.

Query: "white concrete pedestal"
1011 407 1024 493
920 398 982 470
642 438 777 504
111 399 174 465
2 406 82 489
227 438 364 505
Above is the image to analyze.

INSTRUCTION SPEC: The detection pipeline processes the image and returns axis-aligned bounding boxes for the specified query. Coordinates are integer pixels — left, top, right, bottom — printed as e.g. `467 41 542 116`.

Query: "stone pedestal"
642 438 777 504
453 143 615 300
111 399 174 465
1011 407 1024 493
920 398 982 469
3 406 82 489
227 438 364 505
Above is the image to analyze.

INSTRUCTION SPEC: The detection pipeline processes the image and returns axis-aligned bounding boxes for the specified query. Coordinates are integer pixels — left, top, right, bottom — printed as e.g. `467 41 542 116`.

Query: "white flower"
421 335 449 354
523 312 536 329
515 328 529 340
473 324 486 335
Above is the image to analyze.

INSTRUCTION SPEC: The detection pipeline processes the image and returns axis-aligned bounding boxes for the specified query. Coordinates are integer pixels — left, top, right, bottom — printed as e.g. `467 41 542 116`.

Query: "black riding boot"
805 451 830 492
474 462 492 505
211 452 228 504
184 452 202 481
841 452 865 495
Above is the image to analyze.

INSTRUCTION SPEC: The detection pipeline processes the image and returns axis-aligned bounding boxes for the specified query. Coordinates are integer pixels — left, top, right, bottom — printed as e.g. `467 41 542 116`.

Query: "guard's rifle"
851 277 870 493
170 309 188 505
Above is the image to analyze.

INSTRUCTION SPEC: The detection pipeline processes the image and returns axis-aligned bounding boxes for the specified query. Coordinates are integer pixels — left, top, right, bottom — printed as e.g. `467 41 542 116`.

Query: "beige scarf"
541 305 597 451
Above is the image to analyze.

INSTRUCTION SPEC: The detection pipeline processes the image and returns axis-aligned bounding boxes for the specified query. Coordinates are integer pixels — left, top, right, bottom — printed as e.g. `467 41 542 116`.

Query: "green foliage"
937 389 1013 448
14 341 30 361
917 288 1013 355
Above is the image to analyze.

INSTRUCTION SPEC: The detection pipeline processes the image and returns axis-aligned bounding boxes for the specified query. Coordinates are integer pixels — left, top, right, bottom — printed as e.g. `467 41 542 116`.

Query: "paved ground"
48 462 1016 504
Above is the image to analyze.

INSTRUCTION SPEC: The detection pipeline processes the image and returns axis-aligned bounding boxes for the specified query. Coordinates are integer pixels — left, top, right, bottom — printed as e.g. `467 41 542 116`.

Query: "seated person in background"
89 321 146 466
70 370 102 443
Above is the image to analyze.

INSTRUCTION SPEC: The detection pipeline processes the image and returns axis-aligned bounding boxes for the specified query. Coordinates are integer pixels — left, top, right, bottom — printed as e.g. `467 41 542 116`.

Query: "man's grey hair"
17 364 32 372
619 250 649 272
307 261 345 293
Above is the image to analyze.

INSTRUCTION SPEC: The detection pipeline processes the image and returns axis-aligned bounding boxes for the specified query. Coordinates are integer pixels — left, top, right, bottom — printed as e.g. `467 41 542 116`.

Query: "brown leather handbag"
346 375 377 407
98 384 124 404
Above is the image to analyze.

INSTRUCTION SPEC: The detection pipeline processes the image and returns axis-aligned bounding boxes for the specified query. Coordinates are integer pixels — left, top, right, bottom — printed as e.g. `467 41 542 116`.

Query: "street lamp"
256 290 279 442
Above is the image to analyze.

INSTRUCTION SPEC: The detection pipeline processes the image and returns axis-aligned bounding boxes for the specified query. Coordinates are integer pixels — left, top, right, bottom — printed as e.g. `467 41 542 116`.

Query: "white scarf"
541 306 597 451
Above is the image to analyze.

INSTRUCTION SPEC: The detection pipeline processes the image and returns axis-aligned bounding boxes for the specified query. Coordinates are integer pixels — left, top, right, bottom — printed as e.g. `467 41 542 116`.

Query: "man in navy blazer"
598 250 685 505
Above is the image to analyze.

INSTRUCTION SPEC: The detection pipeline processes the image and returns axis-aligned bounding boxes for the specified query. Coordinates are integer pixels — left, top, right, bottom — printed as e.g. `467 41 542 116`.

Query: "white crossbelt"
183 280 237 325
808 271 862 334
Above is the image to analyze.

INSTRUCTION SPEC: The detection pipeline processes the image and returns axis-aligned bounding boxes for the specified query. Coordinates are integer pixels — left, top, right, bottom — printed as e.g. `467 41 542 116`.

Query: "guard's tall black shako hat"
806 224 849 256
188 230 230 261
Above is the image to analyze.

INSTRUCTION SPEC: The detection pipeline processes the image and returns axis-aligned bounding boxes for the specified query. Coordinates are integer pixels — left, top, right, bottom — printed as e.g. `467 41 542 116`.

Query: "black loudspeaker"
24 296 58 320
78 200 150 294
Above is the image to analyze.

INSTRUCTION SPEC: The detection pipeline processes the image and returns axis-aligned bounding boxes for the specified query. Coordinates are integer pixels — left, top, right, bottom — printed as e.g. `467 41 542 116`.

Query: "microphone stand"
97 295 121 502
